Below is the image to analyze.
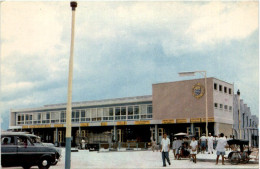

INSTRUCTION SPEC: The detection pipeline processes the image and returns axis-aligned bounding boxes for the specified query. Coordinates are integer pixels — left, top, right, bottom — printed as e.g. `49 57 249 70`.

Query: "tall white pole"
205 72 208 138
65 2 77 169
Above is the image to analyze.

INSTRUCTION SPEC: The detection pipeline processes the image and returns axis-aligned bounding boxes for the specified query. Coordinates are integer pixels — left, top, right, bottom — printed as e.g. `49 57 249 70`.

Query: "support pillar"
214 122 219 136
155 124 158 144
56 128 58 145
113 126 117 142
190 123 194 135
79 126 81 136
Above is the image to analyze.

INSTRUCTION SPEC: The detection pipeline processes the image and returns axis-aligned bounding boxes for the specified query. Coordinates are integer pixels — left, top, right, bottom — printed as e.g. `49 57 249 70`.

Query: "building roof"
11 95 152 112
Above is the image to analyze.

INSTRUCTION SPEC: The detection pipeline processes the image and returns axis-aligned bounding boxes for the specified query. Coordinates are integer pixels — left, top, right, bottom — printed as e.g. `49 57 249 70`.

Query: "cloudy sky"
0 1 258 130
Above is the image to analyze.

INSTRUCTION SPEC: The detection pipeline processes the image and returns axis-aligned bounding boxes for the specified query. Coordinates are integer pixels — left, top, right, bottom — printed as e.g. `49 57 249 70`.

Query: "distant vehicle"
1 132 61 169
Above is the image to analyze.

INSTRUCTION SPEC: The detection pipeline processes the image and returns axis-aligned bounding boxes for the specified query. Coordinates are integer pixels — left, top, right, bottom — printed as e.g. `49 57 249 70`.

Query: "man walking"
216 133 227 165
160 133 171 167
207 133 214 154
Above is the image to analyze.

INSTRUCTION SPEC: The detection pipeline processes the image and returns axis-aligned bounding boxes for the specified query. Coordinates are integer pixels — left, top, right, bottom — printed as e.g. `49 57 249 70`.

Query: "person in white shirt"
199 133 207 154
189 136 198 163
81 138 85 149
175 138 183 157
172 137 178 159
215 133 227 165
160 133 171 167
207 133 214 154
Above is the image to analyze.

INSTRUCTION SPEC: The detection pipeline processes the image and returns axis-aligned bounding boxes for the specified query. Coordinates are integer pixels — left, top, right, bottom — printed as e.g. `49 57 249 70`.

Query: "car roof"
1 131 34 137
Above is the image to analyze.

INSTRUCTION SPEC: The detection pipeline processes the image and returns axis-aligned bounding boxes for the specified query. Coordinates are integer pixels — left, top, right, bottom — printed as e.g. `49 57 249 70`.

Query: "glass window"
38 113 41 120
81 110 86 121
1 136 15 145
61 111 66 122
103 108 109 117
147 105 152 114
214 83 217 90
224 105 228 110
214 103 218 108
86 109 91 121
229 106 232 112
81 110 86 117
224 87 227 93
229 88 232 94
91 108 97 121
128 106 133 115
115 107 120 116
134 106 139 115
219 85 222 92
220 104 223 109
109 108 114 116
121 107 126 115
140 105 147 114
46 112 50 120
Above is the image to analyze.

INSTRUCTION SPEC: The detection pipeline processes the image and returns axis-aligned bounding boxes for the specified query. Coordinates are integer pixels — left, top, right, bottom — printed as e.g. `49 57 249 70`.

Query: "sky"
0 1 259 130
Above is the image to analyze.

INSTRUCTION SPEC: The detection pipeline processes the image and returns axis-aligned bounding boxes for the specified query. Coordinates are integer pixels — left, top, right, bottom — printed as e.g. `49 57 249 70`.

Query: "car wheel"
22 165 31 169
51 160 58 165
38 158 51 169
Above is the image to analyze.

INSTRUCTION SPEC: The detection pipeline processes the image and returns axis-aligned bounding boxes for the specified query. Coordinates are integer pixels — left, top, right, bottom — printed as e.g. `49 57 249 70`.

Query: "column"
79 126 81 137
214 122 219 136
190 123 194 135
113 125 117 142
155 124 158 144
56 128 58 146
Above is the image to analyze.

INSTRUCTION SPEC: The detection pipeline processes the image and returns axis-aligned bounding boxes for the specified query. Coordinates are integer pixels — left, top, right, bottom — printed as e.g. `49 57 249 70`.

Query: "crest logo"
192 83 205 99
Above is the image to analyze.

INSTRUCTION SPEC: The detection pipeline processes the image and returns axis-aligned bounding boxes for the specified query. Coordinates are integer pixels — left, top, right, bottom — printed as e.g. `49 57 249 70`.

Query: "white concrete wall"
213 79 234 124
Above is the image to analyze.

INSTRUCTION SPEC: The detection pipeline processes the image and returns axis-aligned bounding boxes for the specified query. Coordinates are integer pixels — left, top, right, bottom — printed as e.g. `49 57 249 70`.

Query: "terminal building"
9 77 258 147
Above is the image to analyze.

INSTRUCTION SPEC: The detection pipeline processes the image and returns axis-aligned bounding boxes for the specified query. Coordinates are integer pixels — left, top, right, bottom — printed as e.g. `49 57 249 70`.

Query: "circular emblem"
192 83 205 99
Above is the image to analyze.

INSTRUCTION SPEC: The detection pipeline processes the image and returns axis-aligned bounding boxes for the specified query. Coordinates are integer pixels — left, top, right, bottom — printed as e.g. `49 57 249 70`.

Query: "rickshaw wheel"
230 153 240 165
240 152 249 164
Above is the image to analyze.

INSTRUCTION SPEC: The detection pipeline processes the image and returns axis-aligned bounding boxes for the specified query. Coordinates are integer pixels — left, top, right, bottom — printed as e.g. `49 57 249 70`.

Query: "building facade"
9 78 257 147
233 91 259 147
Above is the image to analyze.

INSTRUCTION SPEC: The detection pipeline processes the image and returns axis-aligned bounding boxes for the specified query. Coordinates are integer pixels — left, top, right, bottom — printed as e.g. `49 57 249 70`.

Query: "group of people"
158 132 229 167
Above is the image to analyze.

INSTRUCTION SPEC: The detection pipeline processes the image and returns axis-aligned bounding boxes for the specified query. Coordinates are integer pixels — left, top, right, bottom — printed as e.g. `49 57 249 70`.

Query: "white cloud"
186 1 258 45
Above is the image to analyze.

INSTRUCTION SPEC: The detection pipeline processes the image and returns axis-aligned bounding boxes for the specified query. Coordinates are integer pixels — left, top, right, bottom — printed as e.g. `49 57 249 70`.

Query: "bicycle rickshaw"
227 139 251 165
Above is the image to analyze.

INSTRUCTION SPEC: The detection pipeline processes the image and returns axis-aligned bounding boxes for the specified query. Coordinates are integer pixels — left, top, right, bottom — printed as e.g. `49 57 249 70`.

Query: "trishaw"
227 139 251 165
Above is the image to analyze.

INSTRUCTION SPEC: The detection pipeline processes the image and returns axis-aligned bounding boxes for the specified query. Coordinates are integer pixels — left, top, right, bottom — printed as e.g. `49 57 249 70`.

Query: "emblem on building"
192 83 205 99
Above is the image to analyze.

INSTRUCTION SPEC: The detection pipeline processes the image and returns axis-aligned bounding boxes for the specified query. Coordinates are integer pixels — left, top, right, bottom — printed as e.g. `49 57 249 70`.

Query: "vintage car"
1 132 60 169
27 134 62 165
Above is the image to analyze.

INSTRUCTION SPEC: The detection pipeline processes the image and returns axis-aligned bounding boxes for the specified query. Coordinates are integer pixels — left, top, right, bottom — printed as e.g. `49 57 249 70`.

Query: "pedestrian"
172 137 178 159
213 135 217 150
81 137 85 149
151 139 156 152
199 133 207 154
160 133 171 167
175 137 183 158
189 136 198 163
215 133 227 165
207 133 214 154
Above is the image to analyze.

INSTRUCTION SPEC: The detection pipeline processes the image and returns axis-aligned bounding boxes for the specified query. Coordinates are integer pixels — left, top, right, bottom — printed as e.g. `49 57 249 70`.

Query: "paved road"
3 149 259 168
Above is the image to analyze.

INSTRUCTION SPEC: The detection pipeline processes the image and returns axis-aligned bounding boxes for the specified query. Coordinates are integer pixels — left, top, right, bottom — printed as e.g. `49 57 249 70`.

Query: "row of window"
16 104 153 125
214 103 232 111
214 83 232 94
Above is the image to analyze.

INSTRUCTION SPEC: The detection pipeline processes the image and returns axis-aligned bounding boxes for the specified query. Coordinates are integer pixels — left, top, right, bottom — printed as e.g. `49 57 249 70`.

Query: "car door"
1 135 18 167
16 135 40 166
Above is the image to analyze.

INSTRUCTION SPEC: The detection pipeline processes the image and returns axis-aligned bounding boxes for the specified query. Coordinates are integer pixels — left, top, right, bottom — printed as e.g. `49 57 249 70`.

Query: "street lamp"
237 89 241 139
65 2 77 169
178 71 208 137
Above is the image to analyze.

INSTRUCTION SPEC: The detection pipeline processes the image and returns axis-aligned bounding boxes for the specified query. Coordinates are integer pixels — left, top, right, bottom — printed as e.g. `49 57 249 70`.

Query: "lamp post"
65 2 77 169
178 71 208 137
237 90 241 139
